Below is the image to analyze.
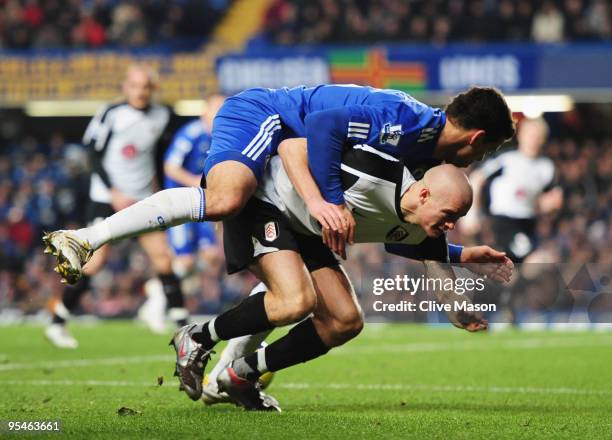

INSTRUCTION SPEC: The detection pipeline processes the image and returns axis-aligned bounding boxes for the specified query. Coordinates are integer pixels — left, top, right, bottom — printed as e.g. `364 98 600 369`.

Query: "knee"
207 192 246 218
330 313 364 344
283 289 317 323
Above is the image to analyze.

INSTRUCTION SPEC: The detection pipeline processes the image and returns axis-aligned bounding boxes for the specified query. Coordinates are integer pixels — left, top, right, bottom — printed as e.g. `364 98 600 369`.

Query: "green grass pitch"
0 322 610 439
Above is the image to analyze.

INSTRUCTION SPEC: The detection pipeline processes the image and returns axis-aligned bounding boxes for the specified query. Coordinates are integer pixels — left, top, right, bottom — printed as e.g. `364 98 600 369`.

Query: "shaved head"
423 164 473 214
518 117 549 158
123 63 158 109
402 164 473 237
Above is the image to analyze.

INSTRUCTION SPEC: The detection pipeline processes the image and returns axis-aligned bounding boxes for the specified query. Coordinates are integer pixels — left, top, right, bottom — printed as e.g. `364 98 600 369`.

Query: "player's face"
418 194 467 237
123 69 155 110
517 120 545 157
449 137 505 167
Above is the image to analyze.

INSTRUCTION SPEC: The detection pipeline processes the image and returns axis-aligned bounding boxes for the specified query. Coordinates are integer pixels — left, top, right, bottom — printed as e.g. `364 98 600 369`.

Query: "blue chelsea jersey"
267 84 447 204
163 119 211 189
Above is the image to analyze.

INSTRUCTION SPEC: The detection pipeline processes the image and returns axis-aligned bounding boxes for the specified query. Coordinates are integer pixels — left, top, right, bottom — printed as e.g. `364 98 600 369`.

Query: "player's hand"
460 245 514 283
325 204 356 259
110 188 136 211
306 199 348 258
448 309 489 332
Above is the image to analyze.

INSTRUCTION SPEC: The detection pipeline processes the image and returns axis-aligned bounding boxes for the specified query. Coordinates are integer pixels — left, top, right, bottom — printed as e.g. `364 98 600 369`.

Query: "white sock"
75 187 205 250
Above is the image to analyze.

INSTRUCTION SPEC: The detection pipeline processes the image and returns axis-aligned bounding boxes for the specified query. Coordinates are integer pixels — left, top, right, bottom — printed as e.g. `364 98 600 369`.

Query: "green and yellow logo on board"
329 48 427 92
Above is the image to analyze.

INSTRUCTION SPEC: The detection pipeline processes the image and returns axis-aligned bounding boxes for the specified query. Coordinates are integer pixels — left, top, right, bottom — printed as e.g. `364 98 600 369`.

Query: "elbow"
163 162 179 178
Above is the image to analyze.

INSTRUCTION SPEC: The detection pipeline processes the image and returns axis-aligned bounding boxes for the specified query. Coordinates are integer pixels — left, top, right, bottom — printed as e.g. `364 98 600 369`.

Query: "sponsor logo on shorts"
386 225 409 242
157 216 167 230
264 221 278 242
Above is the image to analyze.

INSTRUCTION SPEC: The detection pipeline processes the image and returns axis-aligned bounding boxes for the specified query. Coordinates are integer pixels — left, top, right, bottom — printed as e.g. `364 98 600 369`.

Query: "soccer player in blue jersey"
46 84 514 281
162 96 224 279
43 85 515 405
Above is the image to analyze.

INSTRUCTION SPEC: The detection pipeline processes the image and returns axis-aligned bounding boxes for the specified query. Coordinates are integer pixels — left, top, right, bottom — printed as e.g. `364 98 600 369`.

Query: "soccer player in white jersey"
465 117 563 262
199 144 514 409
44 65 189 348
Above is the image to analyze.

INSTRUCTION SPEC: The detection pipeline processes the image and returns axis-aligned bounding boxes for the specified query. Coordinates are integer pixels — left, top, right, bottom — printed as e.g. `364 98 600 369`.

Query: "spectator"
260 0 612 45
0 0 231 49
532 1 565 43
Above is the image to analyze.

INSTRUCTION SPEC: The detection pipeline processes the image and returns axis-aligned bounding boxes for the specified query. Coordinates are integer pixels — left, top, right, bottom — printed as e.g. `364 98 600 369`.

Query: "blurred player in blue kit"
163 96 225 279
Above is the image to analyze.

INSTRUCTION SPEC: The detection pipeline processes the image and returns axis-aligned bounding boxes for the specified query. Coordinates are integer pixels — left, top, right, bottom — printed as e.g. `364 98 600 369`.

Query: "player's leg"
170 199 316 401
44 100 279 284
188 249 316 349
215 235 359 411
169 249 314 402
201 161 257 220
203 281 272 405
311 265 364 346
138 231 189 327
168 222 197 278
43 186 206 283
226 264 362 384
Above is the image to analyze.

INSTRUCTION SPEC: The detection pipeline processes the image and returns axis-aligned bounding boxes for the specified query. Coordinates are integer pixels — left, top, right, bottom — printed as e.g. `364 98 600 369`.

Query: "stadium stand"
260 0 611 45
0 0 232 49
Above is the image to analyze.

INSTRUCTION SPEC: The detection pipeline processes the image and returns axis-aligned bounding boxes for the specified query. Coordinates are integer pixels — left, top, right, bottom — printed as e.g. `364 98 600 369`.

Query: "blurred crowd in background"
0 0 611 322
2 0 611 50
262 0 612 45
1 104 611 319
0 0 231 50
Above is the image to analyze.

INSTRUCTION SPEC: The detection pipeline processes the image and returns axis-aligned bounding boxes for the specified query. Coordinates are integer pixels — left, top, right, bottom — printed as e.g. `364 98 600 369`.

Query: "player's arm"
538 166 563 214
154 107 181 191
463 154 507 236
305 105 378 205
83 105 114 191
304 107 350 206
163 130 201 188
163 163 201 188
385 236 489 331
385 239 512 283
278 137 355 258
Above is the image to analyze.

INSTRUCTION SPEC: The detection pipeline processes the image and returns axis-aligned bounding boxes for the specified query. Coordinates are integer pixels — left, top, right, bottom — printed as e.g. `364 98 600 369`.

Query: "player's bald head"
123 64 157 110
423 164 473 213
518 117 548 157
125 63 158 85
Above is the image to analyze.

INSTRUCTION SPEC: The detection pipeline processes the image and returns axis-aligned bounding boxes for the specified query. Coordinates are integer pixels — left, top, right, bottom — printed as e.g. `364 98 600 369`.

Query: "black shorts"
491 215 536 262
85 201 115 226
223 198 338 275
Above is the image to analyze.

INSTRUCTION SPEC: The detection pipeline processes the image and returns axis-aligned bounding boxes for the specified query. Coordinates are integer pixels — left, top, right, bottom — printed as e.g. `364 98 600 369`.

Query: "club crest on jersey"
386 225 409 242
264 221 279 242
380 123 403 146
